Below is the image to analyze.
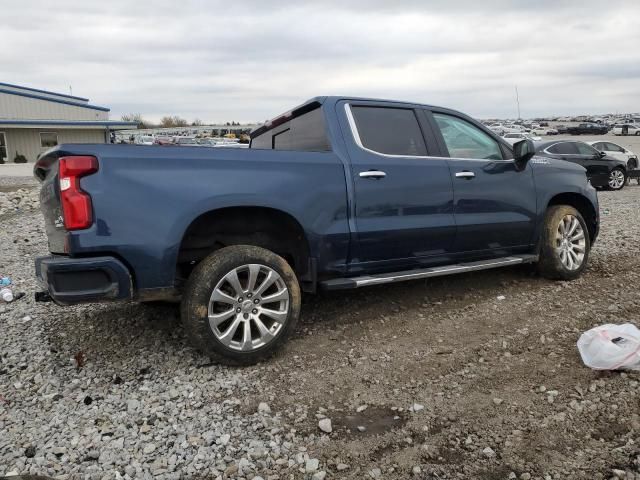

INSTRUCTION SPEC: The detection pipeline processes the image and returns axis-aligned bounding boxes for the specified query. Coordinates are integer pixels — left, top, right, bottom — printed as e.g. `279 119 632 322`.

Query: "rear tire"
537 206 590 281
181 245 301 365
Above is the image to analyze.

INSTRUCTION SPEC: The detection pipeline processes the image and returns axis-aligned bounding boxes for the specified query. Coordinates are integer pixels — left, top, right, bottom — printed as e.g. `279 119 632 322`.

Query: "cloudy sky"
3 0 639 122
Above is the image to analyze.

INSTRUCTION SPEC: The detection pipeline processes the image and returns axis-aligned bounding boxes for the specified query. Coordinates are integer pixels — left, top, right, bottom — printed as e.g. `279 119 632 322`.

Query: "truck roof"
251 96 449 138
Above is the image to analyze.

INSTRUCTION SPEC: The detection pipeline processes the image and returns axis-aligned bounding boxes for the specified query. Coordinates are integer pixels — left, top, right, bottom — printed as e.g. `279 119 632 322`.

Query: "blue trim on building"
0 88 110 112
0 120 138 127
0 81 90 102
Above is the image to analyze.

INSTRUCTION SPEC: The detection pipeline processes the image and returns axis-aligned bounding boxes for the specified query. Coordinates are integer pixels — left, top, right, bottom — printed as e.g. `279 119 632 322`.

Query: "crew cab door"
337 101 456 270
425 109 537 254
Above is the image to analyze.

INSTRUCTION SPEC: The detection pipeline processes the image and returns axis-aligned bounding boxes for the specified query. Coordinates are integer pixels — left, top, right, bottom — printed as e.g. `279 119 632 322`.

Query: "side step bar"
320 255 538 290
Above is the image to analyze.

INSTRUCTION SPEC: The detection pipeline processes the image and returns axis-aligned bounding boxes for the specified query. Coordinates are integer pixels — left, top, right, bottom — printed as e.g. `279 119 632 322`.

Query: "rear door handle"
455 171 475 179
359 170 387 179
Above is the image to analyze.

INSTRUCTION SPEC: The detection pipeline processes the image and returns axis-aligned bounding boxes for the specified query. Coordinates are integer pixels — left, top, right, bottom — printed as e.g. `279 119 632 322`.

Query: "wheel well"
176 207 310 282
547 193 597 242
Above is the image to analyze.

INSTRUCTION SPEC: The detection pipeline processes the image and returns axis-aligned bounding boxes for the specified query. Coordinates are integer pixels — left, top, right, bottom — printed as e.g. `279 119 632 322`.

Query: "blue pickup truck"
34 96 599 364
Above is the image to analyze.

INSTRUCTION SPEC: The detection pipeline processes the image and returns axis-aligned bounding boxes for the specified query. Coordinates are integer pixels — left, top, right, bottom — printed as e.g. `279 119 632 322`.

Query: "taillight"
58 156 98 230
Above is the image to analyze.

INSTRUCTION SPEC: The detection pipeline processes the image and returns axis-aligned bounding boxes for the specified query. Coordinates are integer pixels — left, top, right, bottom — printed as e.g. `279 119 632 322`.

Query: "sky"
2 0 640 123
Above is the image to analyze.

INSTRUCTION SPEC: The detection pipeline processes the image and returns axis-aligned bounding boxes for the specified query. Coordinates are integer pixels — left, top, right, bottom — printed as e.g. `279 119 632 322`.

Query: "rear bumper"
35 255 133 305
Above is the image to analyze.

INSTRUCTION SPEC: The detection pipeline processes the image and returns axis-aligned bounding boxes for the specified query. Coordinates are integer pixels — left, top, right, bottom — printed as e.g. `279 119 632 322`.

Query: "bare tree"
191 118 203 126
160 115 189 128
121 113 153 129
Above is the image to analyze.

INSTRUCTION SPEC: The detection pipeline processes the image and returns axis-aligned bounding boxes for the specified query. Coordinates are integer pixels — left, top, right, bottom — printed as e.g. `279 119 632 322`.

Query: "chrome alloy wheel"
555 215 586 271
609 169 625 189
208 264 290 351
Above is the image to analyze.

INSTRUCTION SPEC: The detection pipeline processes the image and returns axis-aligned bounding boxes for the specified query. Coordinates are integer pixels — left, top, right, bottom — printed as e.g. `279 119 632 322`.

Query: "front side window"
40 132 58 148
548 142 579 155
591 142 604 151
350 106 427 156
432 113 503 160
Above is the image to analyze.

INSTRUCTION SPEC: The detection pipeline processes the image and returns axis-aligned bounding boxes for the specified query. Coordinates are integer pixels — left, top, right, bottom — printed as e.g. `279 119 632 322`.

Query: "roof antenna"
515 85 521 120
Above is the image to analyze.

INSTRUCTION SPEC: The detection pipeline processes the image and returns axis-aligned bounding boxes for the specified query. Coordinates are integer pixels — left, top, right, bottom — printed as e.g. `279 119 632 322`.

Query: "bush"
14 152 27 163
0 157 5 165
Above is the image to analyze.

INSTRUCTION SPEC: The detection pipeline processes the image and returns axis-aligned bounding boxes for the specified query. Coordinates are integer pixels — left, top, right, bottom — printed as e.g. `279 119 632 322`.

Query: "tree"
160 115 189 128
121 113 153 129
191 118 203 126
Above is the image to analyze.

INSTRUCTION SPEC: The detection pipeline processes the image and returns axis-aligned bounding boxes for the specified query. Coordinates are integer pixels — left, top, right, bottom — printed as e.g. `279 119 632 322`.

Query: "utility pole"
515 85 521 120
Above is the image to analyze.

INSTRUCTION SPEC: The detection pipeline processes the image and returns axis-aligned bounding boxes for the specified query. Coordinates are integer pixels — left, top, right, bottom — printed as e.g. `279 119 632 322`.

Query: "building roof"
0 119 138 130
0 81 90 102
0 86 110 112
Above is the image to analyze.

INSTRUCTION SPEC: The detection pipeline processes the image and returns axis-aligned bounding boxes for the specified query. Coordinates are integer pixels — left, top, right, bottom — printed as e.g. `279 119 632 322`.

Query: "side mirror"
599 151 607 158
513 139 535 166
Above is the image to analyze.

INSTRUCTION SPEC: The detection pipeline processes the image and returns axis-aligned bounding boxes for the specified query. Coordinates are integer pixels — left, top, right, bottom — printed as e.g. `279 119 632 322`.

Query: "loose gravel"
1 178 640 479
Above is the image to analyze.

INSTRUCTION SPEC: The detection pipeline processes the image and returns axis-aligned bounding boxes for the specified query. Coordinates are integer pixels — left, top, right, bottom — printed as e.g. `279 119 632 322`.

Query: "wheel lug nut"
252 309 258 314
247 293 252 298
253 299 259 304
236 308 241 313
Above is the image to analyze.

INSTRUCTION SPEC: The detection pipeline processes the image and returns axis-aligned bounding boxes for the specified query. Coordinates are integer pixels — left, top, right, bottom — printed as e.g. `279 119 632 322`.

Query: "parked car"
173 136 200 146
488 123 520 135
534 140 628 190
566 123 608 135
587 140 638 170
135 135 155 145
611 124 640 136
33 96 599 364
502 132 542 145
531 126 558 136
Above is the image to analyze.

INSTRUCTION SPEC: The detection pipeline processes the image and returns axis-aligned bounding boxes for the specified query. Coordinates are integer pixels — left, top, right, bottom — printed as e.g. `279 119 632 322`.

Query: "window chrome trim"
344 103 430 159
344 103 513 163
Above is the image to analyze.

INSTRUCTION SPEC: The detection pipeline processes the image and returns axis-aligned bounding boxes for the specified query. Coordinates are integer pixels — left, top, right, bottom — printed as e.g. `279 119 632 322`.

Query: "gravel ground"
1 177 640 480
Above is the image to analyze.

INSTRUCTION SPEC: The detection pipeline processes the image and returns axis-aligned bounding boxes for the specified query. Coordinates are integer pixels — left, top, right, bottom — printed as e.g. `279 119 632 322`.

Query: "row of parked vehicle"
127 135 249 148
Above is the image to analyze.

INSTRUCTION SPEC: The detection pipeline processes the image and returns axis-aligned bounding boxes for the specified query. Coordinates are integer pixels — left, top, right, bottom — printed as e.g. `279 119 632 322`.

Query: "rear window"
548 142 579 154
251 107 331 152
350 106 427 156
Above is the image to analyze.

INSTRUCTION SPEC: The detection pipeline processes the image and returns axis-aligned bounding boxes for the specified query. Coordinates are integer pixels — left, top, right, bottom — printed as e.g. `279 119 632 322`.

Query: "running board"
320 255 538 290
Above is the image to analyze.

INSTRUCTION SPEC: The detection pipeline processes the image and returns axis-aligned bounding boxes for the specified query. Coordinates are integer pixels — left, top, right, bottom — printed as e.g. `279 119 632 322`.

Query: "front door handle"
359 170 387 179
455 171 475 179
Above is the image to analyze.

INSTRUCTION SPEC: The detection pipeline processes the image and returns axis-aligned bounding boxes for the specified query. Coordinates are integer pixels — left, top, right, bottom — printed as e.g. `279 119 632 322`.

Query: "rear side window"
605 142 624 152
350 106 427 156
548 142 579 154
251 107 331 151
432 113 503 160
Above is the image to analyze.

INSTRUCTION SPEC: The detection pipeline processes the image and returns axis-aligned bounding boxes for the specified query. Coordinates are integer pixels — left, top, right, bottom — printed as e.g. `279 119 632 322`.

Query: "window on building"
350 106 427 156
432 113 503 160
40 132 58 148
251 106 331 151
0 132 6 161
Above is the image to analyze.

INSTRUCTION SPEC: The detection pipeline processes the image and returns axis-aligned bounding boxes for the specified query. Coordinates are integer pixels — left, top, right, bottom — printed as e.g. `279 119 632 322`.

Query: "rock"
370 468 382 478
219 433 231 445
412 465 422 474
318 418 332 433
258 402 271 414
312 472 327 480
126 399 140 413
520 474 531 480
337 463 349 471
305 458 320 472
24 445 36 458
493 398 503 405
412 403 424 412
224 464 238 476
143 443 156 454
497 295 506 301
356 405 368 412
482 447 496 458
357 426 367 432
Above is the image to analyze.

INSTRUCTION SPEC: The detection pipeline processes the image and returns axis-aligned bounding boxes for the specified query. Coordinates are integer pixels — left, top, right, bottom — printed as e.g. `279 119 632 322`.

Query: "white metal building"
0 82 137 163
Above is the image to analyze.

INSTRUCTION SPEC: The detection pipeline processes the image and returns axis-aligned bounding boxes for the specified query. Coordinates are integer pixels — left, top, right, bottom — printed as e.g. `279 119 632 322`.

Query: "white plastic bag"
577 323 640 370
